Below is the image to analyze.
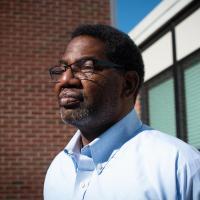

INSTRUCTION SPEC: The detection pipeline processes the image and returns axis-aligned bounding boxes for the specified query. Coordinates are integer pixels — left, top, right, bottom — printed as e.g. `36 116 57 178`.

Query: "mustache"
59 89 84 100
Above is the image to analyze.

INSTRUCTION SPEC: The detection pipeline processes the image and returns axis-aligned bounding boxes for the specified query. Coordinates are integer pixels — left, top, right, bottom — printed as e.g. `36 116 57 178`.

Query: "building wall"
175 8 200 60
131 1 200 149
142 7 200 81
142 32 173 81
0 1 110 199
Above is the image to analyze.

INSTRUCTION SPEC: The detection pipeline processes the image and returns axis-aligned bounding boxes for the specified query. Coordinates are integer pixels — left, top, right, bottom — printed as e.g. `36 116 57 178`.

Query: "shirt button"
97 164 103 174
80 182 86 189
99 165 103 170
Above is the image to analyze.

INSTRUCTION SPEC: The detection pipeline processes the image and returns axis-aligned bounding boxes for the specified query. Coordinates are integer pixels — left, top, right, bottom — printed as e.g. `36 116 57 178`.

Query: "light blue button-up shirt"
44 109 200 200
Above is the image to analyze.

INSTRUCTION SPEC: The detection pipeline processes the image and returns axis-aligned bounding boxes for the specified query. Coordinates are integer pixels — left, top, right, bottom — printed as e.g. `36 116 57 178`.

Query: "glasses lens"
69 60 94 80
81 60 94 73
50 66 64 82
49 59 96 82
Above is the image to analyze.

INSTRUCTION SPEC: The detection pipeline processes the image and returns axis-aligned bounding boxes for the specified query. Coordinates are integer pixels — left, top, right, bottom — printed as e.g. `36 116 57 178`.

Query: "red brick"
0 0 110 199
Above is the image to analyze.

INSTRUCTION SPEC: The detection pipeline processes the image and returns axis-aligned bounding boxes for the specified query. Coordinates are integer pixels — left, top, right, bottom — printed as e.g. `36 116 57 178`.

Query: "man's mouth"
60 97 81 108
59 89 83 108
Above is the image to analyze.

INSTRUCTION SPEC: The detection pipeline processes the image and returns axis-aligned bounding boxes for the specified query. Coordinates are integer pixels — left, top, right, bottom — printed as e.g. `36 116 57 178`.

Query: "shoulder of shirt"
121 124 200 170
47 124 200 175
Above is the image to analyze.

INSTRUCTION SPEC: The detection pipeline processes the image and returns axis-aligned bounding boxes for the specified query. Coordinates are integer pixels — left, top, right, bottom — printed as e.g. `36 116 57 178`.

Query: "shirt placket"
72 154 95 200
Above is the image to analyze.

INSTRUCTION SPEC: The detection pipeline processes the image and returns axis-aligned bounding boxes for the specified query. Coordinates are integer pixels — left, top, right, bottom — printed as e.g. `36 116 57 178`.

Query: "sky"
116 0 161 33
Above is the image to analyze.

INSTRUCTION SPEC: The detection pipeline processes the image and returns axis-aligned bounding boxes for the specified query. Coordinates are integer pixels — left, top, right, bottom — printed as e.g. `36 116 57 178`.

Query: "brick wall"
0 1 110 199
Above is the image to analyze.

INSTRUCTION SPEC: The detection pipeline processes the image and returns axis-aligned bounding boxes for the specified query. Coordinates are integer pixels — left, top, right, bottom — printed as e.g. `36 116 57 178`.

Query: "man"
44 24 200 200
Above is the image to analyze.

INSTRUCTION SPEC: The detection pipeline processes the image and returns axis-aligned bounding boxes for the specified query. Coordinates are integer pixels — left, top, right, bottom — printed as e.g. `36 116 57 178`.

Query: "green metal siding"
148 78 176 136
184 61 200 149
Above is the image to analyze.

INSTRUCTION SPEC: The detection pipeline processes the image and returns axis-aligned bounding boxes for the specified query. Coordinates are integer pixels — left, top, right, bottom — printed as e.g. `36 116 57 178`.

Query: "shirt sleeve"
177 157 200 200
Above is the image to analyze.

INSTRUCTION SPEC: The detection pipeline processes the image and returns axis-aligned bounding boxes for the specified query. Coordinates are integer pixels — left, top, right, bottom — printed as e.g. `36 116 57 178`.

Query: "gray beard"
60 95 119 130
59 79 122 131
60 105 96 127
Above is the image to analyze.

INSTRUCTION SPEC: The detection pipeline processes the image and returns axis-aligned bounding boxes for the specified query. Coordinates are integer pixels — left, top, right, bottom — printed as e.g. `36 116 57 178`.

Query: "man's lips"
59 89 83 108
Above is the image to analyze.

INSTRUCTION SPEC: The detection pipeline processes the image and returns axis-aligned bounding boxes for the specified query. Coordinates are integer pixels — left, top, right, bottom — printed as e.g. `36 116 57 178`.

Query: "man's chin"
59 106 90 125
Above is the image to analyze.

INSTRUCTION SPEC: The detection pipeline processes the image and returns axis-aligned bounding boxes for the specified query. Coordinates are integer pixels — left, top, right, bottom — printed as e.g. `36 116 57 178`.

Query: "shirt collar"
64 130 81 155
64 109 142 168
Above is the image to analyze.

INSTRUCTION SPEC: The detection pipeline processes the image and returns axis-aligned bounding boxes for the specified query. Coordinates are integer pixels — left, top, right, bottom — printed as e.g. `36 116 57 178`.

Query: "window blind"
148 78 176 137
184 61 200 149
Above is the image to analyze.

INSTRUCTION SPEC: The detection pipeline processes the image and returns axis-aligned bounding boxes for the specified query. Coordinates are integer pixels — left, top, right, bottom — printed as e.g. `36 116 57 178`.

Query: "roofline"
128 0 194 45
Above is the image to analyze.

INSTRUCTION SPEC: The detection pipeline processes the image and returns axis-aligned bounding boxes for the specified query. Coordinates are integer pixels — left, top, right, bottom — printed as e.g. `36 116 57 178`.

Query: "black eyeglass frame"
49 57 127 82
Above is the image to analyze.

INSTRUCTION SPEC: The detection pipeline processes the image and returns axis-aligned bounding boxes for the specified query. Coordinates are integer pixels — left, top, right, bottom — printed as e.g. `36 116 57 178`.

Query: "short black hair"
71 24 144 89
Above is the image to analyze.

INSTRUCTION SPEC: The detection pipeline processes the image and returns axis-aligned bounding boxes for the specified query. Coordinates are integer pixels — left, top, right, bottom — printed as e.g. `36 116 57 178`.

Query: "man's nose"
55 69 82 93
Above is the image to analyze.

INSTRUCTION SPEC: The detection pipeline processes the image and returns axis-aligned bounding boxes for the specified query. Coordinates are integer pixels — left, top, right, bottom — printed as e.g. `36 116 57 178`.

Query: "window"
141 52 200 149
184 59 200 149
148 77 176 136
140 2 200 149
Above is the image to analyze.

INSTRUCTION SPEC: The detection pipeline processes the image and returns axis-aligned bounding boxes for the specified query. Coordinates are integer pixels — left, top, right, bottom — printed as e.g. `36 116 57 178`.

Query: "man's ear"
122 71 139 98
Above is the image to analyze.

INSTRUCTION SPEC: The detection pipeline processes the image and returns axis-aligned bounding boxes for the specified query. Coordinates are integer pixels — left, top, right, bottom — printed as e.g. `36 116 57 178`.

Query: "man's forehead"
67 36 105 50
63 35 106 62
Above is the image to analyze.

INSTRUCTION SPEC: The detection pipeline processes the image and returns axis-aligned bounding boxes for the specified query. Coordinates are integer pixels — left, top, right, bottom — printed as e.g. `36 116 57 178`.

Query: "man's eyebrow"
59 59 67 65
59 56 97 65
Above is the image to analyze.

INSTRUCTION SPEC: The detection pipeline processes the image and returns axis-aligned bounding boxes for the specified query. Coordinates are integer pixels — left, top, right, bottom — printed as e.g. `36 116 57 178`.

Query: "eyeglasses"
49 57 124 82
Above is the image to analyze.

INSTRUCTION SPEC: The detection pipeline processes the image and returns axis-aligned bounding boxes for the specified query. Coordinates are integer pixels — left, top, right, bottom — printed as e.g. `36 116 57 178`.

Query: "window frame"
139 1 200 148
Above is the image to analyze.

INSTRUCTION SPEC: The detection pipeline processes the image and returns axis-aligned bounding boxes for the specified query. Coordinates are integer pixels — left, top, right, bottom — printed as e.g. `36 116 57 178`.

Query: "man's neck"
78 106 134 146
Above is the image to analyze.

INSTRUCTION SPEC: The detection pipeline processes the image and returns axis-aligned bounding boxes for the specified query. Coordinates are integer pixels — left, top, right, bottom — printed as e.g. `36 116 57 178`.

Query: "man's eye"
82 60 94 68
60 63 67 68
52 67 65 74
72 59 94 73
74 60 94 73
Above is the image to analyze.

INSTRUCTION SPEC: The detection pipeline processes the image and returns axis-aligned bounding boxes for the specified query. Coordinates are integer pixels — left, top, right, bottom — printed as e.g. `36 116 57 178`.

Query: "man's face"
54 35 127 132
